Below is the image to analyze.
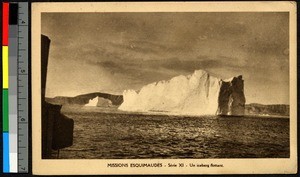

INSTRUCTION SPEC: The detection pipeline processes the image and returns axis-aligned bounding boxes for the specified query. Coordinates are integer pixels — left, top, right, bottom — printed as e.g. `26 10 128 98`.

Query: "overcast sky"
42 12 289 104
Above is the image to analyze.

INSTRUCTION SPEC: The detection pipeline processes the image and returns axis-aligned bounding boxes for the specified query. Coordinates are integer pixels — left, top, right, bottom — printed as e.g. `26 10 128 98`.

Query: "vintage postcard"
32 2 297 175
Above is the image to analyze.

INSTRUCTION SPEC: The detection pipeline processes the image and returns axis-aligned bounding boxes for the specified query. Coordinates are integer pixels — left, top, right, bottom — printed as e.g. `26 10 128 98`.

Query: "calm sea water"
57 108 289 159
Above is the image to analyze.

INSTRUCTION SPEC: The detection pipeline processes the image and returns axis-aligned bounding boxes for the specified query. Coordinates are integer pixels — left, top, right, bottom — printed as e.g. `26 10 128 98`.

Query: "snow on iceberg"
85 96 98 106
118 70 246 116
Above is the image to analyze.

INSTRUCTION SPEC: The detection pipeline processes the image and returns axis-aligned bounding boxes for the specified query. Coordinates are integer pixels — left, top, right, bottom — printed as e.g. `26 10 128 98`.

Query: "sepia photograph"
32 2 297 175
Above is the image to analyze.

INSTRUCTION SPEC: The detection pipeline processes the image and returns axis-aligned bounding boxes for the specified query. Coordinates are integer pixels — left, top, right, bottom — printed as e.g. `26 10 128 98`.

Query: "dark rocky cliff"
42 34 74 158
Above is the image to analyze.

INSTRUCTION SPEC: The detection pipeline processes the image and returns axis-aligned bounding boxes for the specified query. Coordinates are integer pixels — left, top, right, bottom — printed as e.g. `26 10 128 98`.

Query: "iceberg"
97 97 113 107
85 96 98 106
119 70 245 116
84 96 114 107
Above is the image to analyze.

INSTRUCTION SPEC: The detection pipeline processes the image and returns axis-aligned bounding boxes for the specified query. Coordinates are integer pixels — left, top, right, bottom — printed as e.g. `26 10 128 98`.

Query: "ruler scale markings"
17 2 29 173
17 3 20 171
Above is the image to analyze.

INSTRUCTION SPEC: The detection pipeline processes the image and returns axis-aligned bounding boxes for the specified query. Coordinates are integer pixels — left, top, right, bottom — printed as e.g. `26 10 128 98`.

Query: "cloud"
42 12 289 104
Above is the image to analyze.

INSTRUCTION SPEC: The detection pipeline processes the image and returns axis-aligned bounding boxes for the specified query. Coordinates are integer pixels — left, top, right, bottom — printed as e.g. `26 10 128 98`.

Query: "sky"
41 12 289 104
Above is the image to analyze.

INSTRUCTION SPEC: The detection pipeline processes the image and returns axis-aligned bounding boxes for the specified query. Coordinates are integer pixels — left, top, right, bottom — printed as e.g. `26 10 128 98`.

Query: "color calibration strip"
3 2 10 173
9 3 19 173
2 2 19 173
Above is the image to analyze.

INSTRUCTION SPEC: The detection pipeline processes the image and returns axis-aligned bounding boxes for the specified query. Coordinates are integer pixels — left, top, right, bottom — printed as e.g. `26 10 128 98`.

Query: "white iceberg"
85 96 98 107
119 70 245 116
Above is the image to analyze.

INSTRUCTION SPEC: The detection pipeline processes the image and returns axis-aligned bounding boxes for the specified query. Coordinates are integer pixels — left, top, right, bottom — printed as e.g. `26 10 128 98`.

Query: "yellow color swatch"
2 46 8 89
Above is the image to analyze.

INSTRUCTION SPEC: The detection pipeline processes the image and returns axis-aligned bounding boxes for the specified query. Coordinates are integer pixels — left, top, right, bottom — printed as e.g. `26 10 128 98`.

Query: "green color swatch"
3 89 9 132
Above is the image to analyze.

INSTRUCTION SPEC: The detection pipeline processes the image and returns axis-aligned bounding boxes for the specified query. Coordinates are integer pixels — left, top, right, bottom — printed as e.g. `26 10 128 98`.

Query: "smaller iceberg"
97 97 113 107
85 96 98 106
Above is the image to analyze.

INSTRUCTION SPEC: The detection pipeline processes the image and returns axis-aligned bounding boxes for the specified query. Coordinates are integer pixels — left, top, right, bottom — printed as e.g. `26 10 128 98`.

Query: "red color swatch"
2 2 9 46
